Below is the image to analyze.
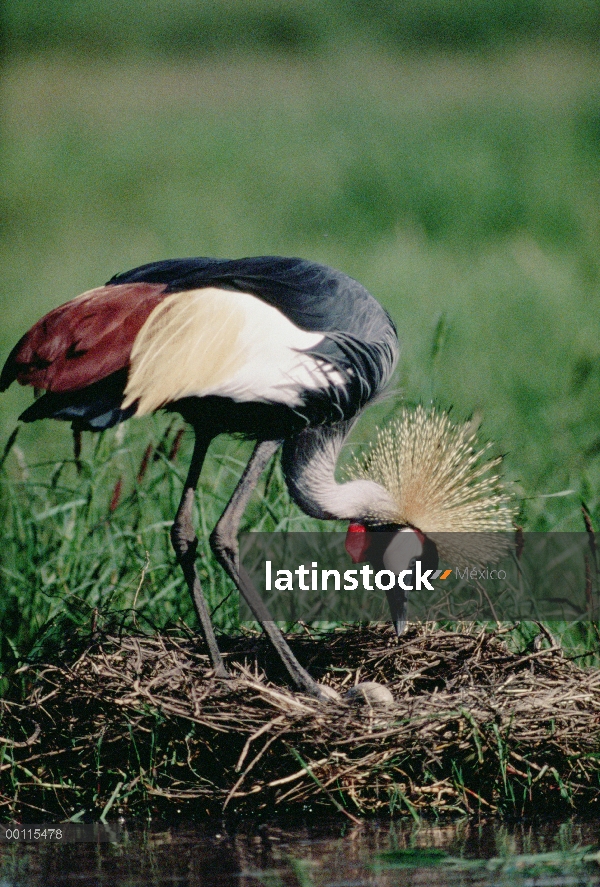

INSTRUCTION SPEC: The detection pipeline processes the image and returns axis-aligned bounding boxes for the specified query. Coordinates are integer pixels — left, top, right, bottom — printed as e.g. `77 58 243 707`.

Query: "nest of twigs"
1 623 599 820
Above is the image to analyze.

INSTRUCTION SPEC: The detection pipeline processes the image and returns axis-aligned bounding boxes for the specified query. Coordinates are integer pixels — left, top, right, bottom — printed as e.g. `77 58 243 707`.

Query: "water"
0 818 599 887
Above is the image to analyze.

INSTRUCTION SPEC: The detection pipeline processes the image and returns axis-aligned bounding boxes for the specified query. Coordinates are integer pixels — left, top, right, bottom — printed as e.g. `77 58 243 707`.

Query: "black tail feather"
18 369 135 432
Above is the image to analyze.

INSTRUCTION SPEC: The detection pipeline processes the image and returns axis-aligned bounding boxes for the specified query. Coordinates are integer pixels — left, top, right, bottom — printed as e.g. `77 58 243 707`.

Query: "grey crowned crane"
0 256 513 701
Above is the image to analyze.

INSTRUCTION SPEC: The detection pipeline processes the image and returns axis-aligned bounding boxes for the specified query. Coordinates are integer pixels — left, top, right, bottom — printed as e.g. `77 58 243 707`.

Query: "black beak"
385 584 409 636
382 537 439 636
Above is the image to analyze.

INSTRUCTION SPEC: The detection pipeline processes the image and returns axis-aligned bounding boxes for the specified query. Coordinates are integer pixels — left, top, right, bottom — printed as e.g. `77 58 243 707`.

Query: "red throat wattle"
345 523 371 563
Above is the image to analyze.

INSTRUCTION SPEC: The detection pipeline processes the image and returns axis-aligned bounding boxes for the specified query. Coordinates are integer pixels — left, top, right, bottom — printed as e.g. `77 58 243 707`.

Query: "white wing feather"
123 287 343 415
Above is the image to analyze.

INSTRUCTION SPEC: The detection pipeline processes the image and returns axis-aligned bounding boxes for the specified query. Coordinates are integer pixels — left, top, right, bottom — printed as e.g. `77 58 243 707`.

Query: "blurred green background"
2 0 600 656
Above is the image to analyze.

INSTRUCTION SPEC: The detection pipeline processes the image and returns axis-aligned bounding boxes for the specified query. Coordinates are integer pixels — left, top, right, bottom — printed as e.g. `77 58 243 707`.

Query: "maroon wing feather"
1 282 167 393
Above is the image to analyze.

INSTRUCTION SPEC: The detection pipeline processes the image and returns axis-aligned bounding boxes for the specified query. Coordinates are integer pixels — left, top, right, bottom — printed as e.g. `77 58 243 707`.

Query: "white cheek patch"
382 528 423 574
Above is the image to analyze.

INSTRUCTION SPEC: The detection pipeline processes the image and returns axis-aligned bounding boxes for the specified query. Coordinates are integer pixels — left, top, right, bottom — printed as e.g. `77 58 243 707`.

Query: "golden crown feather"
348 405 516 565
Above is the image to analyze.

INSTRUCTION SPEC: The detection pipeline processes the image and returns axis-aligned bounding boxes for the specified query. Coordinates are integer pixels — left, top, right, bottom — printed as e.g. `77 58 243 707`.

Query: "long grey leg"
210 440 335 701
171 431 228 679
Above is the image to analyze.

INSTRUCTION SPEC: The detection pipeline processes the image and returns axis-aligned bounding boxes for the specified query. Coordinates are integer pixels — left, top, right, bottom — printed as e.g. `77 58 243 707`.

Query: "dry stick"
267 758 333 789
224 726 289 808
234 715 287 774
461 785 495 808
285 746 362 824
0 724 40 748
232 669 318 714
510 646 562 670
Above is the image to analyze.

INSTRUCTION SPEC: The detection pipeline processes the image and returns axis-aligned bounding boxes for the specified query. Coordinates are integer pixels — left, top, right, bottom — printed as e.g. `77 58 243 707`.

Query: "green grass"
4 0 600 56
0 416 339 673
2 46 600 671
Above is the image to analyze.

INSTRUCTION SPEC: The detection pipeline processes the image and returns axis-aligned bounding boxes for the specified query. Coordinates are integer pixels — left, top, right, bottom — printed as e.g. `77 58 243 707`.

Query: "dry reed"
1 623 599 820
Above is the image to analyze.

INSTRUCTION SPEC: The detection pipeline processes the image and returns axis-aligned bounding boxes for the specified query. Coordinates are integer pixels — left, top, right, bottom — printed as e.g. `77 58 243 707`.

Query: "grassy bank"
0 419 321 670
1 43 600 820
1 623 598 821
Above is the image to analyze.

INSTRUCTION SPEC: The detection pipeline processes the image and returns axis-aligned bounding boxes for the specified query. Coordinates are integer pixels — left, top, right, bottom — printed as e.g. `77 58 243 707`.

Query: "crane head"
344 405 517 635
346 405 515 567
345 523 437 635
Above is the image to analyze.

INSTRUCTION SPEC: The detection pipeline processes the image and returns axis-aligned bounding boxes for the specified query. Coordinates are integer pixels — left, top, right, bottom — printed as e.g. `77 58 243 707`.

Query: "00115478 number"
2 827 63 841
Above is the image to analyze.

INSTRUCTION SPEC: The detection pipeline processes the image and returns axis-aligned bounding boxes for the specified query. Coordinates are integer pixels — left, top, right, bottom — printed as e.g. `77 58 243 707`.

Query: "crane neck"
281 422 398 523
